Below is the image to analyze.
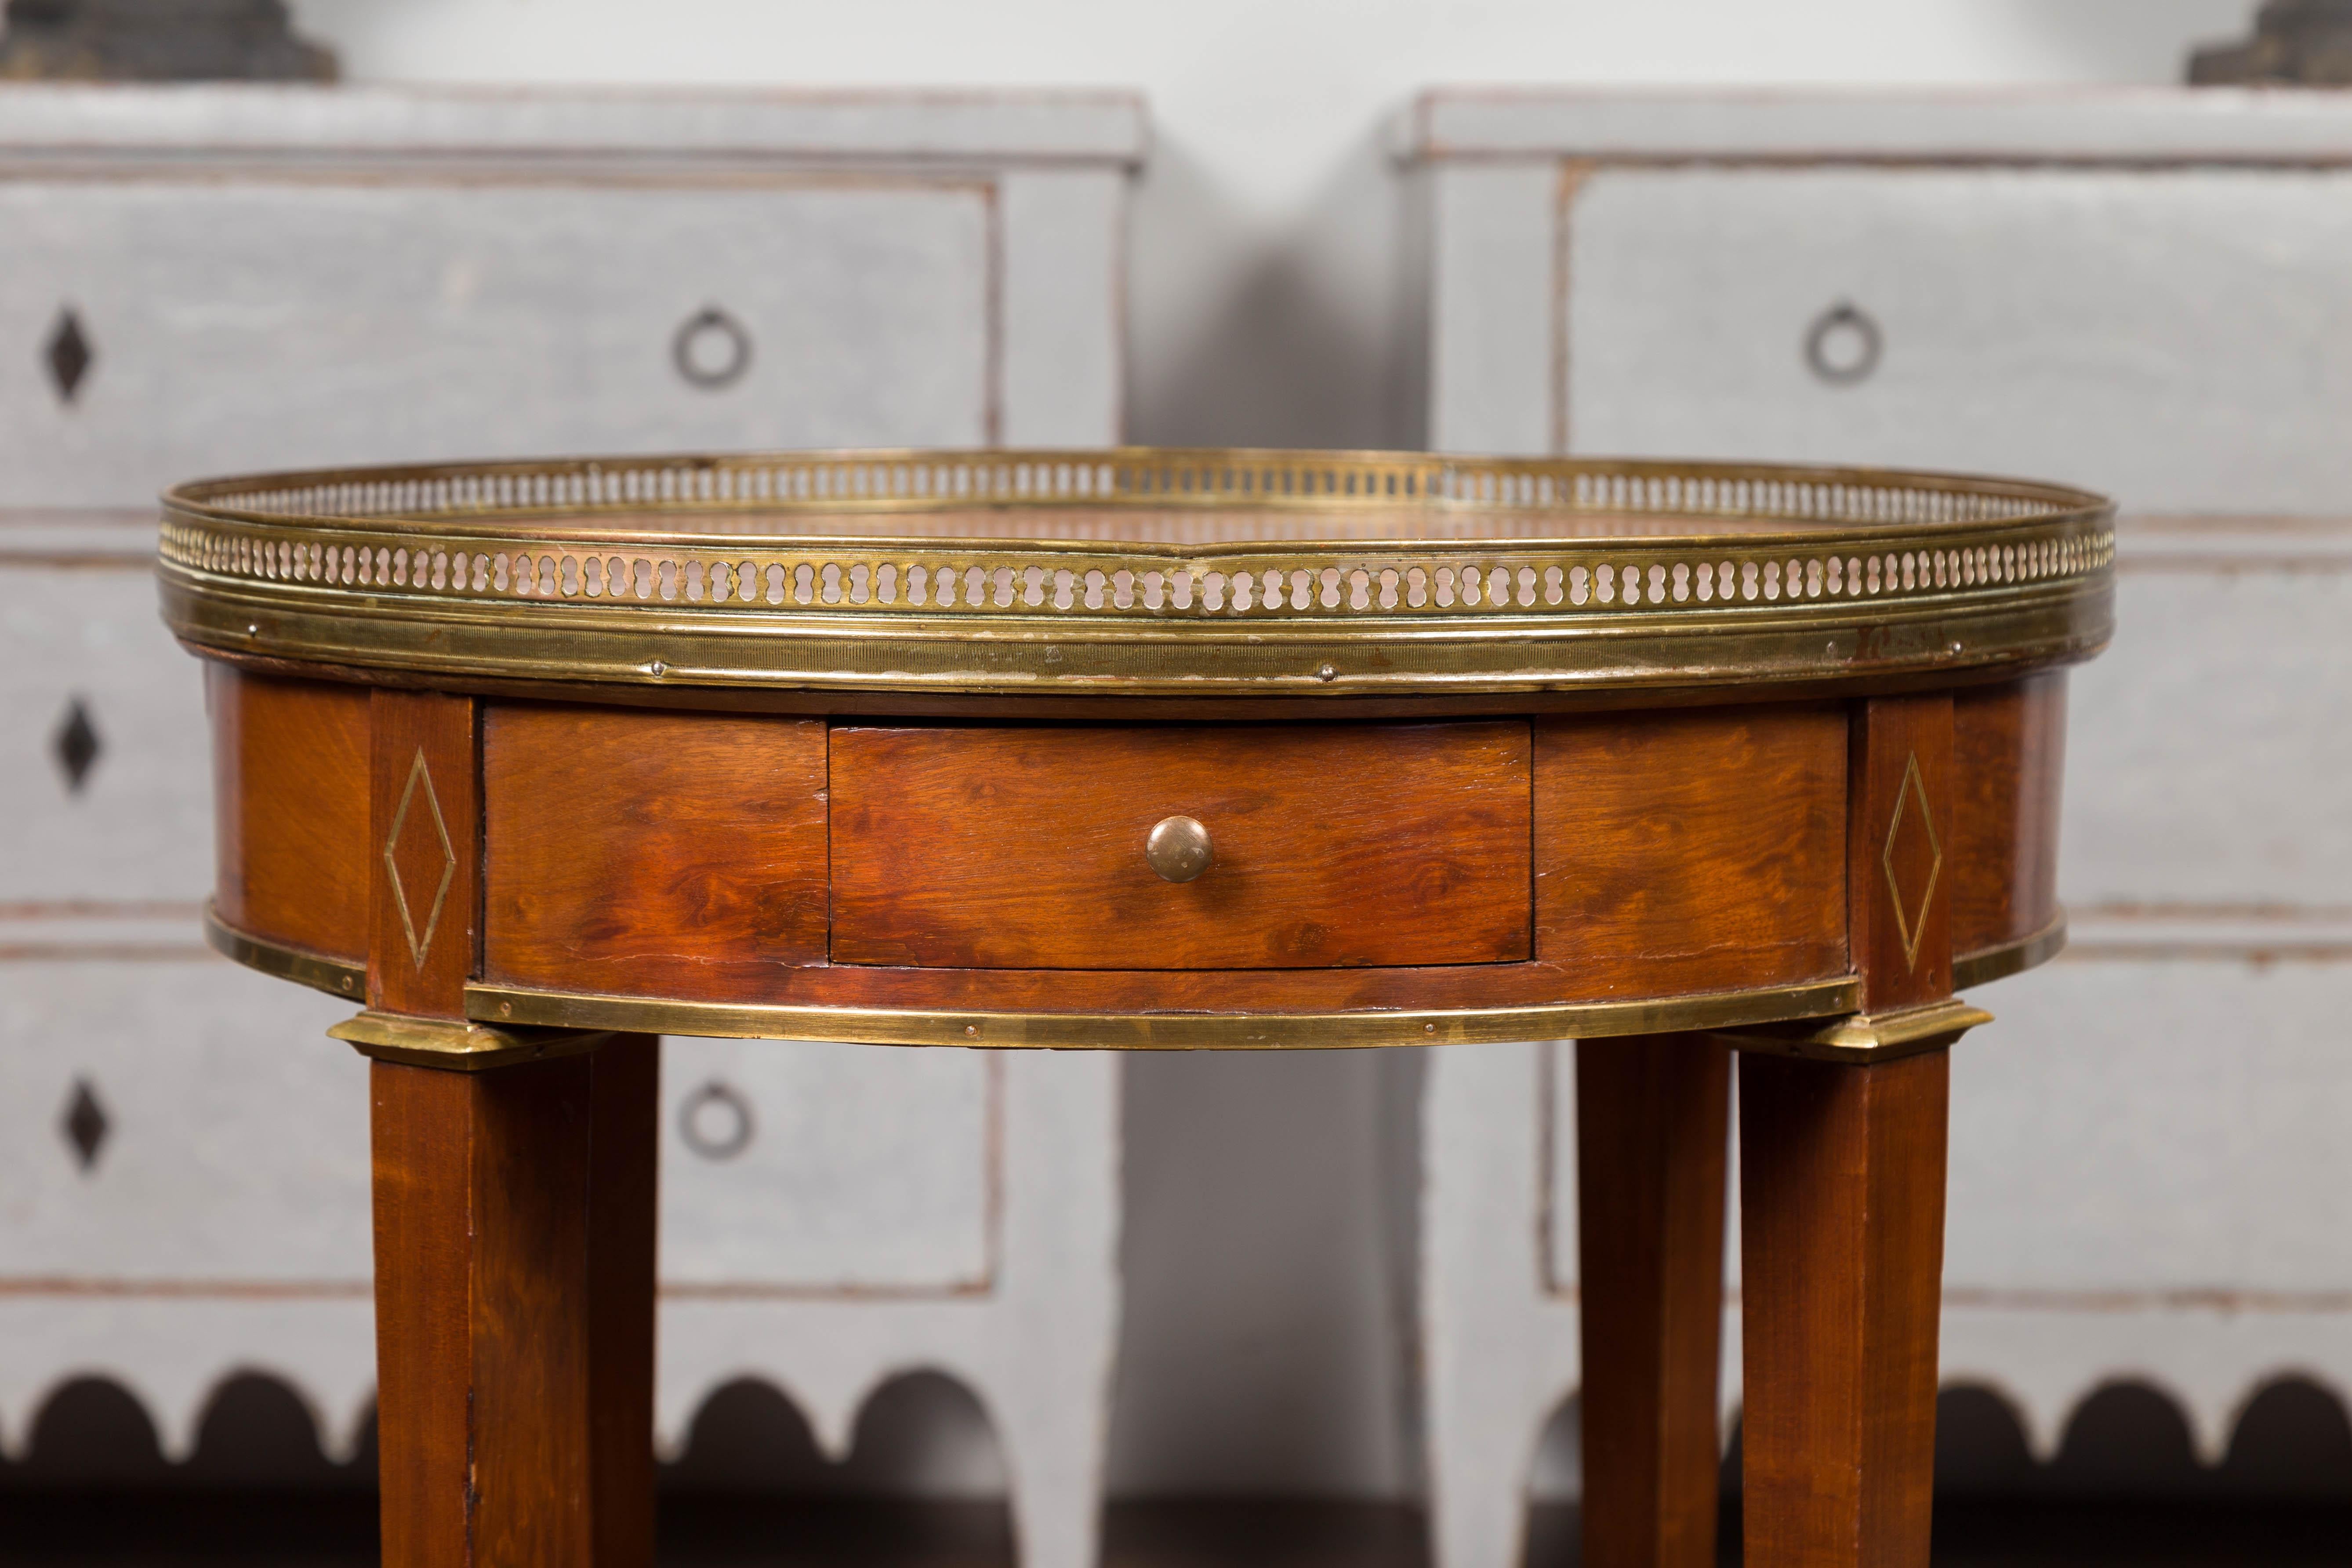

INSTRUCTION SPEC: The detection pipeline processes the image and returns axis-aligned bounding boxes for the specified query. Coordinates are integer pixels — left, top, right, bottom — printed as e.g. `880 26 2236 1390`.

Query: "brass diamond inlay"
383 749 457 969
1881 750 1943 973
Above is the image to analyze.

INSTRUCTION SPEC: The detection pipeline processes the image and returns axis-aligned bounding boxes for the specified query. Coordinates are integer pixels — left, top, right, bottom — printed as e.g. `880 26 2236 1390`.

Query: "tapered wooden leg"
1576 1033 1731 1568
371 1034 660 1568
1738 1048 1949 1568
588 1034 660 1568
1723 693 1964 1567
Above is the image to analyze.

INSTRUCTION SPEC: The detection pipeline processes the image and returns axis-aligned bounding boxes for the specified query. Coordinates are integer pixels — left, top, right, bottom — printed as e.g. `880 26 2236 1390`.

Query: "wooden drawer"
828 723 1534 970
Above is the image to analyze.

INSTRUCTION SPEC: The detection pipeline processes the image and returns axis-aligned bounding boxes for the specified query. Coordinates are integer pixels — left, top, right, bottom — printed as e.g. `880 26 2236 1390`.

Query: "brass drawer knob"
1146 816 1212 883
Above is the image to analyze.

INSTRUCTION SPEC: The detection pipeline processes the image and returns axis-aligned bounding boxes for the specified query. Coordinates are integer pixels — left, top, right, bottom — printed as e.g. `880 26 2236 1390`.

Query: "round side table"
161 449 2113 1568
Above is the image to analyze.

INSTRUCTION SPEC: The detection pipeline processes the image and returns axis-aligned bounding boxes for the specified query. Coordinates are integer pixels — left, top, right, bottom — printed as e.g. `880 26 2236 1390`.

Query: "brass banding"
203 903 364 999
201 909 2074 1053
464 976 1863 1050
158 448 2116 698
1952 911 2068 992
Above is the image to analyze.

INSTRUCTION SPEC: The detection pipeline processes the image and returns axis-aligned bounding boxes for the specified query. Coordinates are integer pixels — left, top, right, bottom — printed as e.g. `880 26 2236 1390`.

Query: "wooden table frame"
170 449 2109 1568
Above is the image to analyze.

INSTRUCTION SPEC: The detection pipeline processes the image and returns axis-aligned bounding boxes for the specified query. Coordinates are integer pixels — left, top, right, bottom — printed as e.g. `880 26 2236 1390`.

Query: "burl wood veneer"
207 664 370 964
483 704 830 999
830 721 1533 970
1535 704 1847 997
454 702 1860 1020
1953 671 2068 959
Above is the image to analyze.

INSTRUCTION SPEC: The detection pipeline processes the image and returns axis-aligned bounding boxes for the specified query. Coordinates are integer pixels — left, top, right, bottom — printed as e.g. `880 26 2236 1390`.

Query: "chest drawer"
828 722 1534 970
1562 166 2352 514
0 174 990 506
2061 554 2352 905
0 561 212 900
659 1039 994 1292
0 957 369 1285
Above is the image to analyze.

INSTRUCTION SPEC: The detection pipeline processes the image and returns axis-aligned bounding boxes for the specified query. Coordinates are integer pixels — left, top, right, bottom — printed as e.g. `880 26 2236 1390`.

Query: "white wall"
288 0 2259 1502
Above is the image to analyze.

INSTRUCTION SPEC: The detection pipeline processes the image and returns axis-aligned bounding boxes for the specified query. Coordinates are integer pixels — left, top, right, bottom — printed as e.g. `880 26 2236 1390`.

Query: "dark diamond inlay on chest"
44 308 92 405
53 698 101 794
62 1079 110 1172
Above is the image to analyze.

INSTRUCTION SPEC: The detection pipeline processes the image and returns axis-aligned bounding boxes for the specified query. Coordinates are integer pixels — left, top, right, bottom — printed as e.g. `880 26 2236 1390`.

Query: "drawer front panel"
829 722 1535 970
0 175 991 507
2058 559 2352 908
0 565 212 902
1942 956 2352 1295
1952 674 2065 958
1533 704 1848 998
483 704 830 1001
0 956 369 1284
211 668 371 963
0 957 998 1296
1564 167 2352 514
1545 953 2352 1296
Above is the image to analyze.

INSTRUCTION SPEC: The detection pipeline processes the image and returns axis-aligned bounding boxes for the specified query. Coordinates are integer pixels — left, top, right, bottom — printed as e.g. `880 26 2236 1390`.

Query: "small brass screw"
1316 663 1338 682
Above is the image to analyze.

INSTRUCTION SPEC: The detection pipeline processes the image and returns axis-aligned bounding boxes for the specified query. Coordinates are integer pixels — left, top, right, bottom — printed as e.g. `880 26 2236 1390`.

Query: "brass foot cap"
1707 997 1993 1064
329 1009 617 1072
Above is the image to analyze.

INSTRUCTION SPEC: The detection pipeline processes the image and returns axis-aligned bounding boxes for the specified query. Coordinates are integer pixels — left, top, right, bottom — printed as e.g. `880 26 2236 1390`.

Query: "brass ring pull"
1146 816 1213 883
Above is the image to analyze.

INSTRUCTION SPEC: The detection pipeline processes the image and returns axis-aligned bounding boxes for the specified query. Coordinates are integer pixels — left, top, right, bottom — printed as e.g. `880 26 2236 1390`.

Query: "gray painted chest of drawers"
1406 87 2352 1553
0 85 1136 1567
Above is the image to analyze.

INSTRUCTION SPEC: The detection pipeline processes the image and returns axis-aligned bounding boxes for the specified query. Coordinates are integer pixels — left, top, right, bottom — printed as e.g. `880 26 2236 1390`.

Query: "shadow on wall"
6 1367 2348 1503
1107 1047 1426 1497
1527 1377 2352 1504
667 1372 1007 1497
0 1373 373 1493
1125 132 1418 454
1934 1379 2352 1500
0 1367 1008 1498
